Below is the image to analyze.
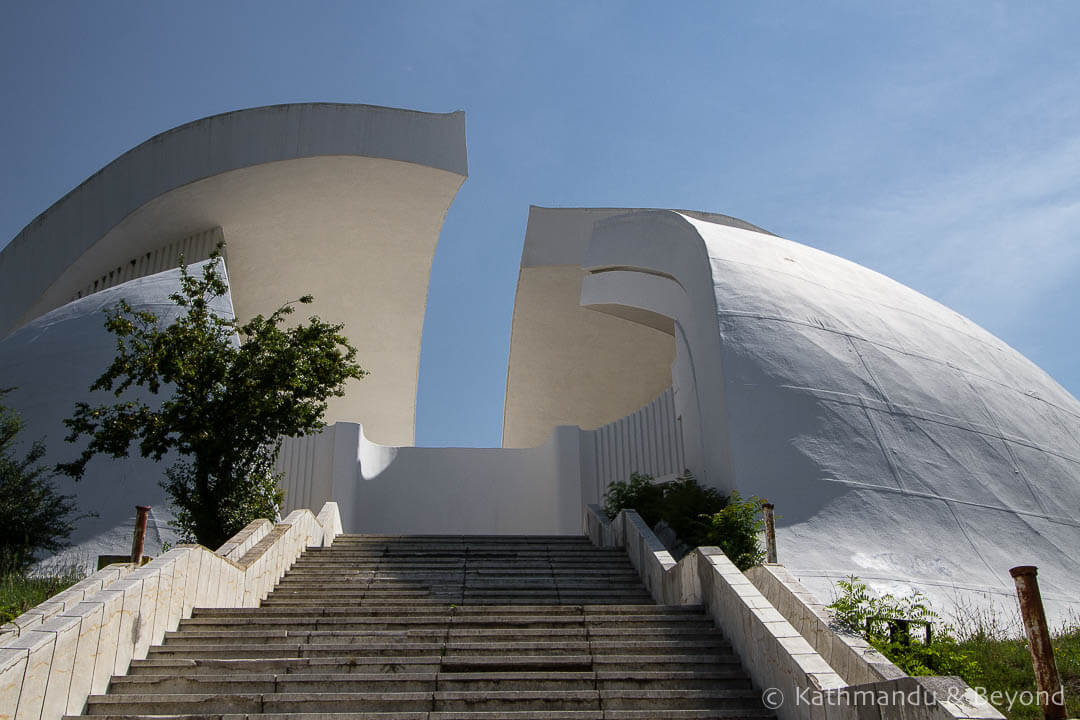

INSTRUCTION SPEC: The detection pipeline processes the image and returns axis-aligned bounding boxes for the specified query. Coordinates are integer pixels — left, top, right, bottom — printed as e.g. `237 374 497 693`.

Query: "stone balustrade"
745 563 906 686
0 502 341 720
585 504 1004 720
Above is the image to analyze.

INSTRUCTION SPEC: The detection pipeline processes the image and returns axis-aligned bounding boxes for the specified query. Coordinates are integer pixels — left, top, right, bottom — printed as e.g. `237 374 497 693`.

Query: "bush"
874 637 979 677
829 575 939 638
700 490 766 570
828 576 976 676
604 471 669 527
0 390 78 574
663 472 729 543
603 470 765 569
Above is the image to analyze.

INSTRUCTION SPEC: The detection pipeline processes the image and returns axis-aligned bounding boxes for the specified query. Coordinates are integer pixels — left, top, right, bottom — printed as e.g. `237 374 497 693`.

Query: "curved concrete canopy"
0 103 468 445
503 207 767 448
504 207 772 448
508 207 1080 616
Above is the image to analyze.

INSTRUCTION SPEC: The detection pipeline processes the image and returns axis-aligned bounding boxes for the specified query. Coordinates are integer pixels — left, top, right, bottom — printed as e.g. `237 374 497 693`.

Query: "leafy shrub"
604 471 669 527
874 637 979 677
662 472 729 543
700 490 766 570
829 575 939 637
603 470 764 569
828 576 976 676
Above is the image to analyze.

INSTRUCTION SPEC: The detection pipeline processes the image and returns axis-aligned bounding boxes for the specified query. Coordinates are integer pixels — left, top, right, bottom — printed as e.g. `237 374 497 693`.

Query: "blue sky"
2 2 1078 447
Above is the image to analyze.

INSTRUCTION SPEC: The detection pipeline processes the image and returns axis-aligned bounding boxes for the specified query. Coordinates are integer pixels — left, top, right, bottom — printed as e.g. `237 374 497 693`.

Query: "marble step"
106 669 751 695
84 688 765 714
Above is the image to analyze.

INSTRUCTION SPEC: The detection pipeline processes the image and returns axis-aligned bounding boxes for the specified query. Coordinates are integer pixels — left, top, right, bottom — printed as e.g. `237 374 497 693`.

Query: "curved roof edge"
520 205 774 269
0 103 467 335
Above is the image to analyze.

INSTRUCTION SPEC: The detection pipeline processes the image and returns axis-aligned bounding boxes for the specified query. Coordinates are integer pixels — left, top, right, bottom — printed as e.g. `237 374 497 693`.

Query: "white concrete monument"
0 103 467 562
505 206 1080 620
1 105 1076 623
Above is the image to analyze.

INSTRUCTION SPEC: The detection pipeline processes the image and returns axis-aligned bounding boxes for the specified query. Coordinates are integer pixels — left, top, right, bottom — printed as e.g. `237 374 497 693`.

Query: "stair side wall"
0 502 341 720
585 505 1005 720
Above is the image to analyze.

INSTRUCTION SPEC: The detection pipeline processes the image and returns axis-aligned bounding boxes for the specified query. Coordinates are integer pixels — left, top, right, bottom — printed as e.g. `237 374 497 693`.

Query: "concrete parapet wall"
0 501 341 720
818 676 1004 720
278 423 586 535
0 565 133 649
746 563 905 686
585 504 1004 720
315 503 343 546
586 504 845 720
278 416 681 536
214 518 273 562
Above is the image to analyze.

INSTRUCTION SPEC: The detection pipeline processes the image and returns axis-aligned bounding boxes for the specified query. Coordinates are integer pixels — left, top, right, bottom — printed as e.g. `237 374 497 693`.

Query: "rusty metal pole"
1009 566 1066 720
761 502 777 563
131 505 151 565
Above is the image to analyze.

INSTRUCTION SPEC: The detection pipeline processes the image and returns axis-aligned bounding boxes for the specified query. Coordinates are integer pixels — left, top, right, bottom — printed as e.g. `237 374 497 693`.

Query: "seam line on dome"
818 477 1080 529
717 310 1080 425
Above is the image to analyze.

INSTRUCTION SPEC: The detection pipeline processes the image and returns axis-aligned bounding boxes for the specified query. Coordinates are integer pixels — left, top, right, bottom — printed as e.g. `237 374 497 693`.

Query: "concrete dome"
505 207 1080 620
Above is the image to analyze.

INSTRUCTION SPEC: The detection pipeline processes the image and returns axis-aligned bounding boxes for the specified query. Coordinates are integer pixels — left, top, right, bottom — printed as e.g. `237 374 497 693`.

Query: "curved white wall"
504 263 675 448
504 207 698 448
507 207 1080 621
684 213 1079 616
0 103 468 445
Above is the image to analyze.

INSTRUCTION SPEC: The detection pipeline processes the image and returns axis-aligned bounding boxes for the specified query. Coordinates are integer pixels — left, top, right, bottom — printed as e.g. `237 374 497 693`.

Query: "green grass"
955 626 1079 720
0 568 85 624
828 578 1078 720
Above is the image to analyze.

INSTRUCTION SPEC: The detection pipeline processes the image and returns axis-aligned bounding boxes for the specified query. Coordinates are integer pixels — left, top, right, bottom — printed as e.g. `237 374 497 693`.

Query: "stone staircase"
74 535 774 719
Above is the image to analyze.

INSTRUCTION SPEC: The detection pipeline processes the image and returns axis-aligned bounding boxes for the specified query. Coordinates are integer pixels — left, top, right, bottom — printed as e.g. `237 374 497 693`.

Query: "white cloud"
834 124 1080 333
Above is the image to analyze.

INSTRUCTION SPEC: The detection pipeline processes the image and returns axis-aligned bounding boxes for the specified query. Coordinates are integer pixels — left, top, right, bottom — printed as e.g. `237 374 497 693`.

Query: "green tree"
0 390 77 574
58 247 366 548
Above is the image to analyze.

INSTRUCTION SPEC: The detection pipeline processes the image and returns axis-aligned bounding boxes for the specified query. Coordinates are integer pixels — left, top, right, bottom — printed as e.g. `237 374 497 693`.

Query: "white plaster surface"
280 424 585 535
0 502 339 720
517 207 1080 623
0 103 467 446
683 213 1080 621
